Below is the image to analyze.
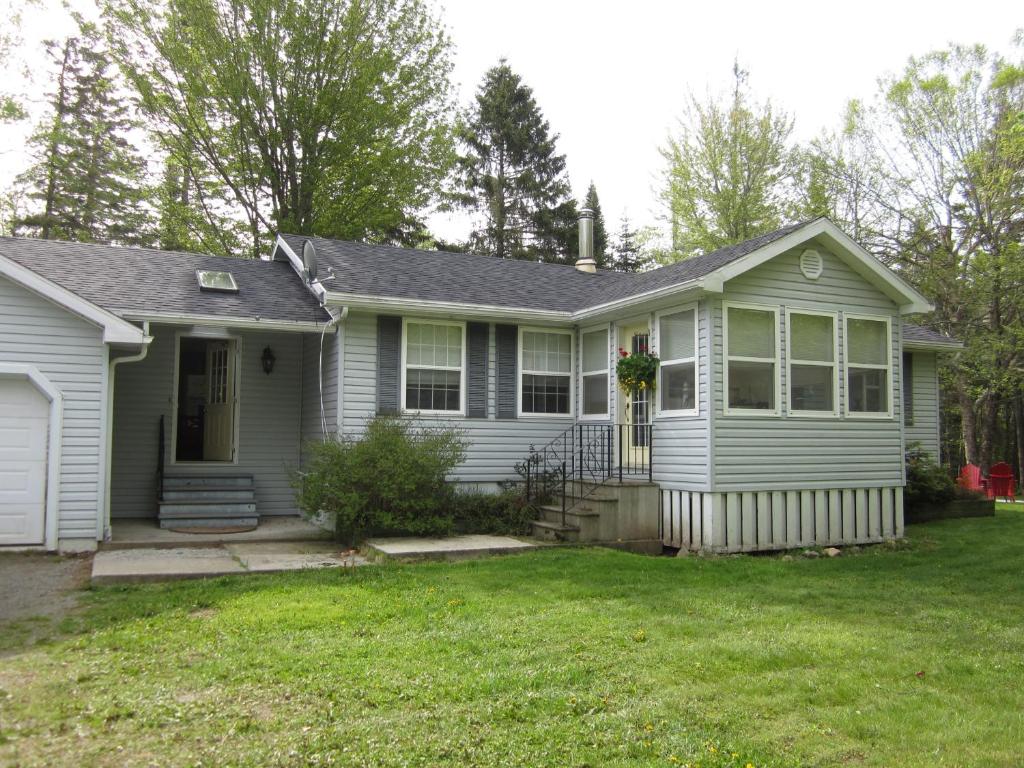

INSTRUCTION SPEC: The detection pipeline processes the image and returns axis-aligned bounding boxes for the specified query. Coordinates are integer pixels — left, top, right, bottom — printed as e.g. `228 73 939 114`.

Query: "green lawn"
2 508 1023 767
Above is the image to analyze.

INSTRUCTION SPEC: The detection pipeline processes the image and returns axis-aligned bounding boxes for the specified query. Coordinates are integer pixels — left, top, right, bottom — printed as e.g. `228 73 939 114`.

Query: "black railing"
521 422 653 526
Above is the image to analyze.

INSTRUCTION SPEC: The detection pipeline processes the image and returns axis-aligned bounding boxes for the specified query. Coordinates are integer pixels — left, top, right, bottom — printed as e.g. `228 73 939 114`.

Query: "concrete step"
158 517 259 530
161 488 256 502
365 534 538 562
159 500 257 514
163 474 254 489
531 520 580 543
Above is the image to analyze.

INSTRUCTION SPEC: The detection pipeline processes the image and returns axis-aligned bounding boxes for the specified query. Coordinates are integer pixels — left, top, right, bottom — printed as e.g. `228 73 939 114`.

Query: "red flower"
618 347 629 358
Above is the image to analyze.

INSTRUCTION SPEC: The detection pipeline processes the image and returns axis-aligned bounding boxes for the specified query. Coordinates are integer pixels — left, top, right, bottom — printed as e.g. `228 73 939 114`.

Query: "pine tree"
457 60 577 262
582 182 609 267
14 22 151 244
610 215 653 273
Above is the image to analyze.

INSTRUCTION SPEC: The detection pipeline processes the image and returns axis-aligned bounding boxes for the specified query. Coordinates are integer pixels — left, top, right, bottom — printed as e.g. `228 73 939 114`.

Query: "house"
0 216 960 553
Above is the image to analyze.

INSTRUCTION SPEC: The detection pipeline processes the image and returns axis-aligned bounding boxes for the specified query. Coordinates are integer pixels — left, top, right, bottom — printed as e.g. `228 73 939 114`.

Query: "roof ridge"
0 235 256 262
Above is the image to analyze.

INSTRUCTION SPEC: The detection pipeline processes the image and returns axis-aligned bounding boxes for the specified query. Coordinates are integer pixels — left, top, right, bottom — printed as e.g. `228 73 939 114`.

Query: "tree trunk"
979 392 999 473
958 380 979 466
1015 395 1024 484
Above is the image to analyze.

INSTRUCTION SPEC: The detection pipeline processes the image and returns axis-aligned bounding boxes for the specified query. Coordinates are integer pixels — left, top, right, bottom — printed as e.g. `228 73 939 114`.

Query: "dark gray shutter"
467 322 489 418
495 324 517 419
902 351 914 425
377 316 402 415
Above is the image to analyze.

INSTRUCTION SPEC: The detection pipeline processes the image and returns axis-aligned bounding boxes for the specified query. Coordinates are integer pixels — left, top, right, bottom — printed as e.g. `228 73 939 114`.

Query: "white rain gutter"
102 321 153 541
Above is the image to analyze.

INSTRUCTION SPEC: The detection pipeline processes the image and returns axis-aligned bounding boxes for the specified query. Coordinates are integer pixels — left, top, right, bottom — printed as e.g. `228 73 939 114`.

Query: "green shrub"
905 443 955 510
294 416 466 544
451 489 537 536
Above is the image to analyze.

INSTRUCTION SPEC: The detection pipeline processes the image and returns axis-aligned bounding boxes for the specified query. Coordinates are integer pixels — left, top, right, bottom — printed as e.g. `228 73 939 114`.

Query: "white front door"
0 378 49 545
617 323 651 469
202 340 236 462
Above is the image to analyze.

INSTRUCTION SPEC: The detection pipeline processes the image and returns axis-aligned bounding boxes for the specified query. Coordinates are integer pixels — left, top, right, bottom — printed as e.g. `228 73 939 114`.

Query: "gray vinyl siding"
651 298 711 490
110 324 304 517
711 245 904 491
0 275 107 541
904 350 940 460
341 312 569 483
299 330 338 458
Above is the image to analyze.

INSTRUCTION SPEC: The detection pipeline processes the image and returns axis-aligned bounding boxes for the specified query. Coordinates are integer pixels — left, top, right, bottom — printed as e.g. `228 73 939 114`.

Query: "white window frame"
517 326 575 419
843 312 893 420
579 323 611 421
400 317 467 417
785 308 839 418
722 301 781 417
654 304 699 418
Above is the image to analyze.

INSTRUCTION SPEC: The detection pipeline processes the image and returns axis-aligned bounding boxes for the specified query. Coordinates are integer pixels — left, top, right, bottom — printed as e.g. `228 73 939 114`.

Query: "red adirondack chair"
958 463 986 493
987 462 1016 502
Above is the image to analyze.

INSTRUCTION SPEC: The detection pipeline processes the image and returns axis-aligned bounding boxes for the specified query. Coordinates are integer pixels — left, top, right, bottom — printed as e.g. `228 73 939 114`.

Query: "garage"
0 377 50 546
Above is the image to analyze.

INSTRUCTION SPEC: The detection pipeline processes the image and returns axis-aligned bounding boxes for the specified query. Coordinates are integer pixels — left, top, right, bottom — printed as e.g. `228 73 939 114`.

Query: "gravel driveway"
0 553 92 625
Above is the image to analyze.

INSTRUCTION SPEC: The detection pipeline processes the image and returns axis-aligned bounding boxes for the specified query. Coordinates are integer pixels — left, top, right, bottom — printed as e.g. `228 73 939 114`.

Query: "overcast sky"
2 0 1019 245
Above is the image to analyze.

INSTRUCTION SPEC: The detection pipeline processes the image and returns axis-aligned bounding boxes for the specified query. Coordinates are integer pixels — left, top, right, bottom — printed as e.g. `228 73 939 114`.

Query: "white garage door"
0 378 49 545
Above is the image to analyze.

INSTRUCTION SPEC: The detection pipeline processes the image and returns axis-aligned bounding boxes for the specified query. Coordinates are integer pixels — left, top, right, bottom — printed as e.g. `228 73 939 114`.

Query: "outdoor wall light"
261 346 276 375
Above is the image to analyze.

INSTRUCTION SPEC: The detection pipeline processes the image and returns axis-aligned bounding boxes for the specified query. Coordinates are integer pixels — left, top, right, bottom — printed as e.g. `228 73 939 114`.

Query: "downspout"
319 306 348 438
102 321 152 541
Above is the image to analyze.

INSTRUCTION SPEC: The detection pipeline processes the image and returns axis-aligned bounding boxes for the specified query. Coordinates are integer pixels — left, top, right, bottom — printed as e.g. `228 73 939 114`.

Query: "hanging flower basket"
616 347 659 392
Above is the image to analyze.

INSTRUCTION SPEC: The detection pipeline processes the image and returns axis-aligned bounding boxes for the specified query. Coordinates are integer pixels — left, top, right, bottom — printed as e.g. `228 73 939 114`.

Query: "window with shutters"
723 303 780 415
519 328 573 416
401 319 465 415
580 325 609 419
786 309 838 416
655 306 698 416
845 314 892 417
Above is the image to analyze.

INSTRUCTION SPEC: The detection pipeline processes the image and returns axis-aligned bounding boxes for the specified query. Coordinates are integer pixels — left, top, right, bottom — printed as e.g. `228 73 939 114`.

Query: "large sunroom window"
788 311 837 415
520 329 573 416
846 316 891 416
403 320 464 413
657 307 697 415
580 327 609 418
724 304 779 414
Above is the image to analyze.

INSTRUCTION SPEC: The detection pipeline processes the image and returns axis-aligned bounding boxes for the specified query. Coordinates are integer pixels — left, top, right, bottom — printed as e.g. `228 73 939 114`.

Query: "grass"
1 507 1022 767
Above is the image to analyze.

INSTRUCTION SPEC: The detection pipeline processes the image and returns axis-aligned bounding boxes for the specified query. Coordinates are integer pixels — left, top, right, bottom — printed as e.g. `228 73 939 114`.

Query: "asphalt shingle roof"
0 237 329 325
279 220 810 313
902 323 961 346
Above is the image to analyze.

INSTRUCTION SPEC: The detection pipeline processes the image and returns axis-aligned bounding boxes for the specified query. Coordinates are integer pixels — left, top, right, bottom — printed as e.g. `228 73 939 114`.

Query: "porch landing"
106 517 332 549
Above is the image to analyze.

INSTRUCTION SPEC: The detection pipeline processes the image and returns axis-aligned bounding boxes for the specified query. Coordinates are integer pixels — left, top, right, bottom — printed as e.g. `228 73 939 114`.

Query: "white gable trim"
711 219 933 314
0 253 147 345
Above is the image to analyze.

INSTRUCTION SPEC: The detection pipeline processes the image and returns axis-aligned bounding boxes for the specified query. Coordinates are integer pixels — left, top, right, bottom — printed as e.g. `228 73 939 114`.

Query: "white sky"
2 0 1019 244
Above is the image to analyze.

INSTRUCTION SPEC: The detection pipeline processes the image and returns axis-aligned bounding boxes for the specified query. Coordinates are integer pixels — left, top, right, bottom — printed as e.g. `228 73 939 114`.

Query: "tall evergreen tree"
457 60 577 262
610 215 652 273
659 62 795 259
582 181 609 267
14 22 150 244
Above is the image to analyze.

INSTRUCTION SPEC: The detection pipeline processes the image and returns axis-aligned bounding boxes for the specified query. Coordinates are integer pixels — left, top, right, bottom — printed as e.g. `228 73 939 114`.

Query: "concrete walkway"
367 534 539 561
107 517 331 549
92 541 365 585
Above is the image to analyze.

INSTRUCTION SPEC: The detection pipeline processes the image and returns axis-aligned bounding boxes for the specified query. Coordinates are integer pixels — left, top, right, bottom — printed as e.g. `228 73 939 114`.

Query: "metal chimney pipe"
576 208 596 273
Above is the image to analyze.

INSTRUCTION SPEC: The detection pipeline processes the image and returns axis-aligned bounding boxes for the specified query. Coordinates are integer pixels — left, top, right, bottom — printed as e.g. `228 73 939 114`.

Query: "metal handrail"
521 421 652 527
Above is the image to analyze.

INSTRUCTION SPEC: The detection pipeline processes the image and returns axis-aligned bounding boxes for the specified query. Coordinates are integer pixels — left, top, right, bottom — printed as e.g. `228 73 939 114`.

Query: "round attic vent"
800 248 823 280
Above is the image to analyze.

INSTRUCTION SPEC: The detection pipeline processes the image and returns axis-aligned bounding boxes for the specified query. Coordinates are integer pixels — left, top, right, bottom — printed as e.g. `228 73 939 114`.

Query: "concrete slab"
107 517 331 549
226 541 367 572
92 547 245 585
366 534 538 561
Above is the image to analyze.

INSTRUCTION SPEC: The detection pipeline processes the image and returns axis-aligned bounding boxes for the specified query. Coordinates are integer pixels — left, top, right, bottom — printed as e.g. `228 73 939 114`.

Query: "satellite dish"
302 239 318 283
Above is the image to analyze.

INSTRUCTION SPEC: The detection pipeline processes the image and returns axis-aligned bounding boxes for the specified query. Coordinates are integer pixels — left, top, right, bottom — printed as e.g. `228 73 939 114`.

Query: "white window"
845 315 892 417
402 319 465 414
656 306 698 416
519 328 573 416
580 326 609 419
724 303 780 415
787 310 838 416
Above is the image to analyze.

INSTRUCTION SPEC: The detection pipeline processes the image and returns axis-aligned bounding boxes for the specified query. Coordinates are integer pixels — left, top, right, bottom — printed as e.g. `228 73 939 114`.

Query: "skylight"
196 269 239 293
